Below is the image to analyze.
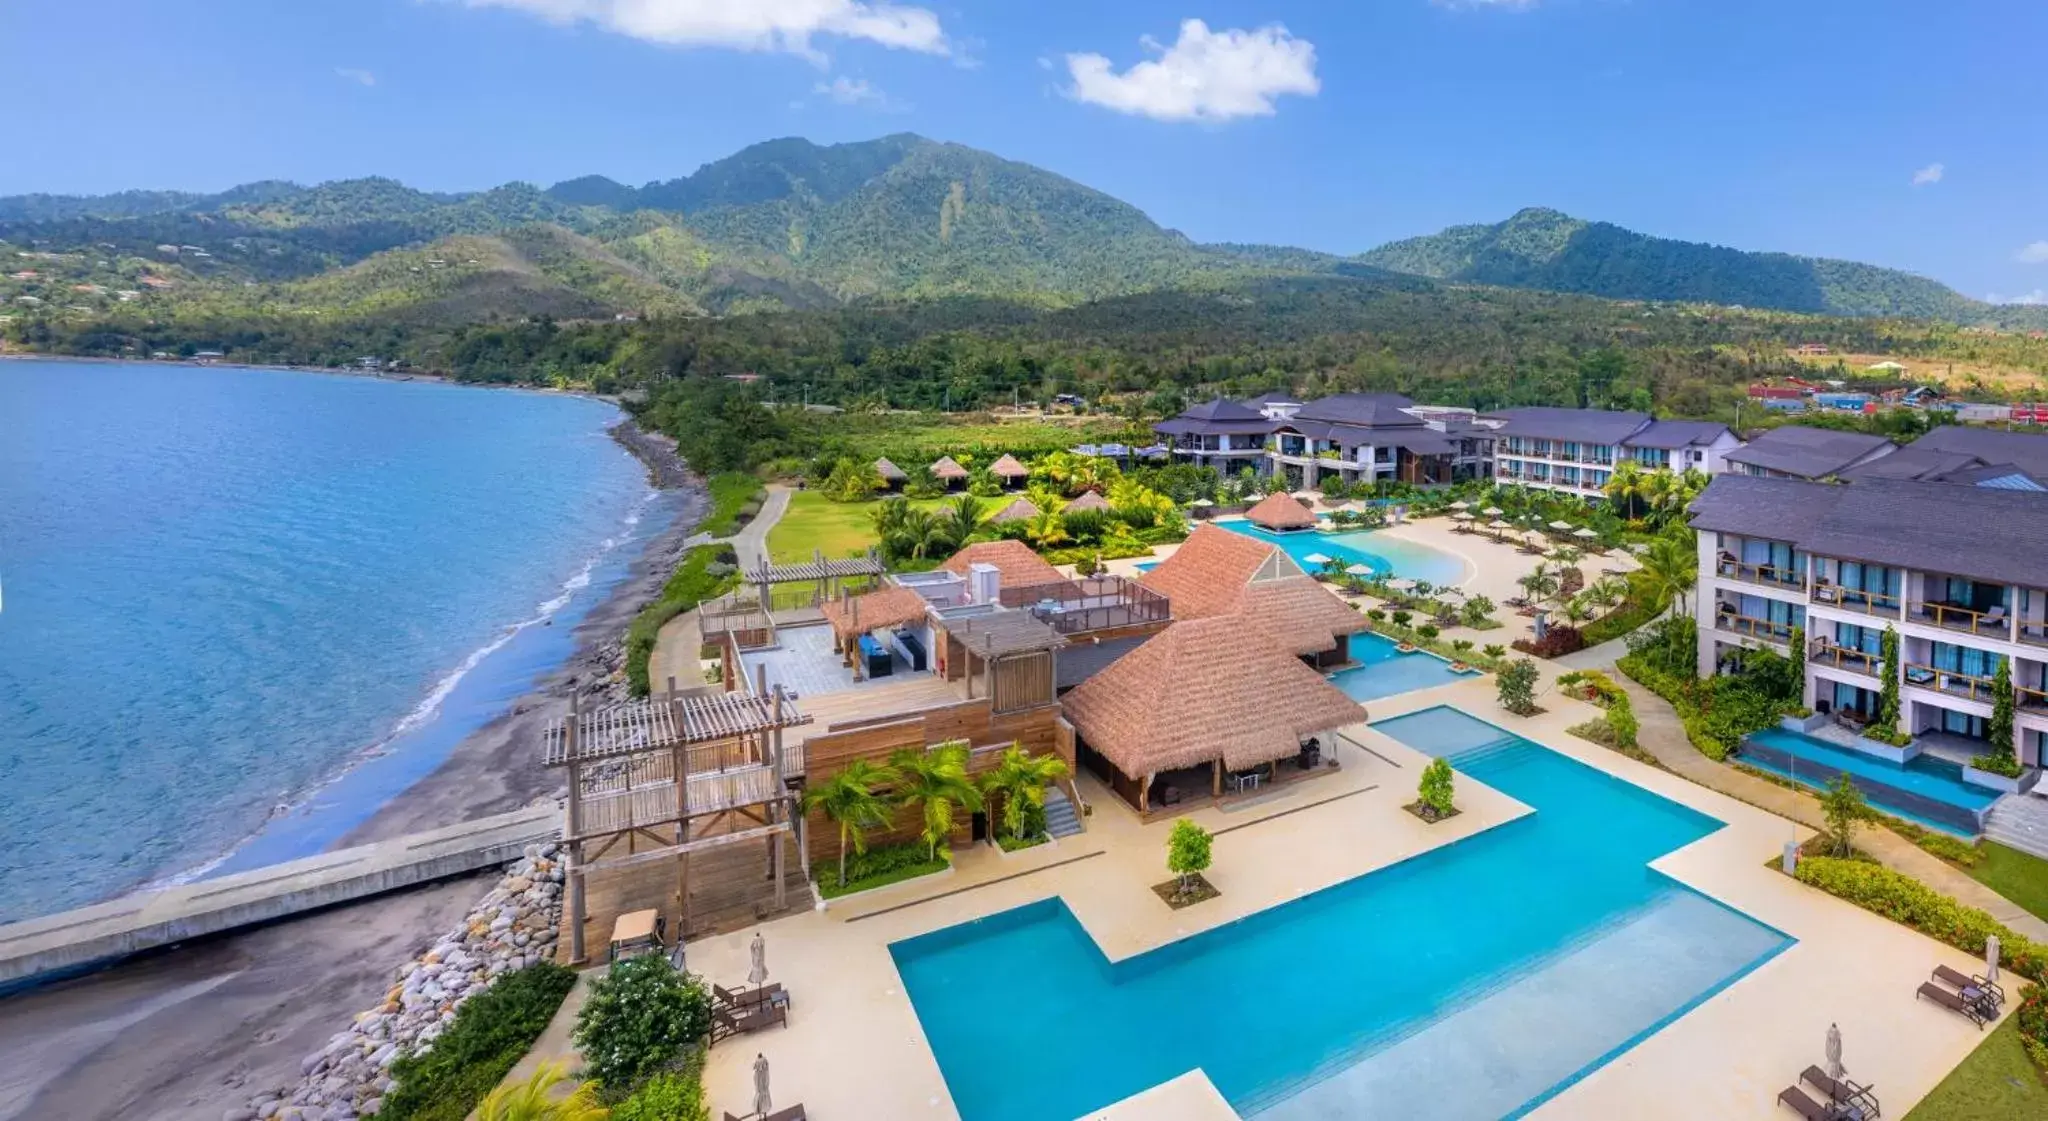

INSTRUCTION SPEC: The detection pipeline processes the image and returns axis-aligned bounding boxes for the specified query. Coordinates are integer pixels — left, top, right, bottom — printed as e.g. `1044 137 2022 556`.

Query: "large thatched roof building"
1245 492 1317 531
1138 525 1365 664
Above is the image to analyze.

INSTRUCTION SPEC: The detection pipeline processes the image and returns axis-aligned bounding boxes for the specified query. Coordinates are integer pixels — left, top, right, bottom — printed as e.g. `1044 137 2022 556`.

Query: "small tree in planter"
1412 758 1457 822
1877 626 1902 731
1498 658 1541 715
1985 660 2021 777
1165 819 1214 904
1819 773 1873 858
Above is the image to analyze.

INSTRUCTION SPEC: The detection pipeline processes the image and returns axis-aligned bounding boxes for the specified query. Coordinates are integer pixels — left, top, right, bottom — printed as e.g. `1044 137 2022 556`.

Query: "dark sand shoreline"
0 417 708 1121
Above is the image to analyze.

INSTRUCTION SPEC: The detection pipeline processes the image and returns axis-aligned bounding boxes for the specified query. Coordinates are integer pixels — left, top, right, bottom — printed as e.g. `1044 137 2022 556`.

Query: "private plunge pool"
1212 519 1469 587
891 706 1789 1121
1328 631 1480 701
1738 727 1998 837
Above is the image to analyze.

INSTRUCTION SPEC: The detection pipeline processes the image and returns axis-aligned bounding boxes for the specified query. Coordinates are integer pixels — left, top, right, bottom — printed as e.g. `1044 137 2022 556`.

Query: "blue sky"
3 0 2044 301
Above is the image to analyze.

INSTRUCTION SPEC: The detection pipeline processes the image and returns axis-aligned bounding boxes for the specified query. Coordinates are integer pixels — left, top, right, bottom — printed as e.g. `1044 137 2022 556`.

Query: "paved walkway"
653 484 795 694
685 483 791 572
1600 668 2048 943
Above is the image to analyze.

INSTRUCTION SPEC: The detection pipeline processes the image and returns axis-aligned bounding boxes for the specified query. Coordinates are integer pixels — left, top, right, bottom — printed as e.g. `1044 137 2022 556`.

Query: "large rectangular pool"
892 706 1790 1121
1328 631 1477 700
1213 520 1469 588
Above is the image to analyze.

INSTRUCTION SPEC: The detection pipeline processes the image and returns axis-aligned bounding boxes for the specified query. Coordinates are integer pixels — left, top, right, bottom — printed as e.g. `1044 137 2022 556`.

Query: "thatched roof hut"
1062 617 1365 778
987 496 1042 525
1063 490 1110 514
820 585 930 647
940 539 1063 589
1245 492 1317 531
873 457 909 484
928 456 970 481
989 453 1030 481
1137 525 1363 657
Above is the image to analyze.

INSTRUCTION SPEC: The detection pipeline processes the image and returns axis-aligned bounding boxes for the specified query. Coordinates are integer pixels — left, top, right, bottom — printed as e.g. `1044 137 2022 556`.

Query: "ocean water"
0 360 661 922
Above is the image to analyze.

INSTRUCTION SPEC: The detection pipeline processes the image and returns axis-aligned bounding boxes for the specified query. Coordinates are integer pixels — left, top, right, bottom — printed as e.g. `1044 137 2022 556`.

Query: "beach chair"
1915 982 1988 1028
1777 1086 1831 1119
715 981 790 1012
1802 1066 1880 1118
724 1109 806 1121
1932 964 2003 1014
713 1001 788 1042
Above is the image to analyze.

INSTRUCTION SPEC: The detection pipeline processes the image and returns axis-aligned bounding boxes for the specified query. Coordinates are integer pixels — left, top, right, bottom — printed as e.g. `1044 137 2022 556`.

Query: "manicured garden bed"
811 841 950 900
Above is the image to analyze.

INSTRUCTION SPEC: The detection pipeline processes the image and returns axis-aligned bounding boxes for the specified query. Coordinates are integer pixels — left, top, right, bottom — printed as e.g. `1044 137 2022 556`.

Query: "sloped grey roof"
1382 431 1457 455
1182 397 1267 422
1722 426 1896 480
1238 390 1303 407
1905 426 2048 479
1155 397 1276 437
1626 420 1735 450
1941 463 2045 490
1295 393 1422 427
1054 634 1149 690
1487 407 1653 445
1839 446 1982 482
1690 474 2048 588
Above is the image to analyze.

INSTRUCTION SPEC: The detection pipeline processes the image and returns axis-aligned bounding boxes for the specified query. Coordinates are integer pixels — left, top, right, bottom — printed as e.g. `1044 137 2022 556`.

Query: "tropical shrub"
381 962 579 1121
2018 986 2048 1069
1417 758 1456 819
477 1063 607 1121
1793 857 2046 982
572 955 713 1095
1366 608 1387 623
891 741 984 860
978 743 1070 843
1416 624 1440 641
811 841 949 899
1497 658 1540 715
610 1054 709 1121
1391 610 1413 628
800 759 897 888
1513 625 1585 658
1482 644 1506 659
1166 819 1213 898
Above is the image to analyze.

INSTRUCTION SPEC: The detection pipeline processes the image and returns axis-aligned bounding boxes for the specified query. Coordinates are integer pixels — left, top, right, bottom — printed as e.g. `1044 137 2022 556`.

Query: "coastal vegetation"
477 1063 607 1121
1617 616 1799 761
623 543 738 696
699 473 764 538
571 954 713 1096
379 961 578 1121
810 841 950 900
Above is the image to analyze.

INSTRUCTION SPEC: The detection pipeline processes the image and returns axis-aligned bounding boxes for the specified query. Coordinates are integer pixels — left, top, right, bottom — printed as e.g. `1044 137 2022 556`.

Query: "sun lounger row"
1916 963 2001 1029
725 1108 806 1121
1778 1064 1879 1119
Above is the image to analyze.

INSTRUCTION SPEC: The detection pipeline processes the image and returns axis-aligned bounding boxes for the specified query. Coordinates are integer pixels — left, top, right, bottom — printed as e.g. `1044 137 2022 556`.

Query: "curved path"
649 484 793 693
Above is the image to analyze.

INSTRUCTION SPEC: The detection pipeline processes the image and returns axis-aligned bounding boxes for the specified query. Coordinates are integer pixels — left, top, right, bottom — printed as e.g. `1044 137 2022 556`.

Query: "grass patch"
699 472 764 537
811 841 949 900
1965 842 2048 926
380 962 578 1121
1903 1016 2048 1121
624 543 738 696
766 491 947 564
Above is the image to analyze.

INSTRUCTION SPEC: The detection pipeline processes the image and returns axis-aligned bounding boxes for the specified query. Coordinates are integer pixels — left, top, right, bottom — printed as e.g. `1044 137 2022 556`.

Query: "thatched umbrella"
1573 527 1599 540
989 453 1030 484
1481 506 1504 517
1548 520 1575 532
1345 563 1373 577
1449 500 1471 511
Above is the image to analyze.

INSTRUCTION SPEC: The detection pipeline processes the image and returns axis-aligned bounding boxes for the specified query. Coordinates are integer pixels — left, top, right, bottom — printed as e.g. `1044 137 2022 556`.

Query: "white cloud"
1065 19 1318 123
814 77 898 108
462 0 948 60
334 67 377 86
2017 241 2048 265
1911 162 1944 186
1988 290 2048 306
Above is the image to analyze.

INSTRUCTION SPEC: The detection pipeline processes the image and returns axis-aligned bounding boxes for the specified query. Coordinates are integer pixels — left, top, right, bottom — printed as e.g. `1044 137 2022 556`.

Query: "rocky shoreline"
233 847 567 1121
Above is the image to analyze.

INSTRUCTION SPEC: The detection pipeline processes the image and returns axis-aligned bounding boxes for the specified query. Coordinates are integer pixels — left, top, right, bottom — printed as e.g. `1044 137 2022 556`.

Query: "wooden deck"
784 675 965 760
560 822 810 957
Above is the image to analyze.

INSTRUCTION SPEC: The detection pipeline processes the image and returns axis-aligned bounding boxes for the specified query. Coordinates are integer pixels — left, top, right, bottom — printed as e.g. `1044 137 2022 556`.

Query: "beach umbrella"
1487 519 1513 529
1345 563 1373 576
1482 506 1503 517
748 931 768 987
1188 499 1214 508
1548 520 1575 531
1986 934 2001 987
1449 500 1470 510
1387 577 1416 591
1627 542 1651 555
1453 510 1474 521
1573 527 1598 540
1304 552 1333 566
754 1053 773 1117
1825 1022 1844 1083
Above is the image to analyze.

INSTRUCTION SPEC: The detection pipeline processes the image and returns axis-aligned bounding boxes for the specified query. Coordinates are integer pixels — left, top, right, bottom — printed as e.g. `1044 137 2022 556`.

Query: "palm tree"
978 743 1071 842
889 509 958 561
1605 459 1647 520
890 742 984 860
476 1063 607 1121
1025 508 1070 549
944 493 986 543
1519 561 1561 605
1641 533 1698 614
801 759 898 887
1559 594 1597 628
1588 574 1628 608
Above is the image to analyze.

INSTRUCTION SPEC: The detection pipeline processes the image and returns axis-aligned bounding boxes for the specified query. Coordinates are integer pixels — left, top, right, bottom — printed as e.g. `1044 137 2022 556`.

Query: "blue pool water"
0 360 659 921
893 707 1790 1121
1215 519 1468 587
1740 728 1997 837
1328 632 1476 700
1133 559 1160 573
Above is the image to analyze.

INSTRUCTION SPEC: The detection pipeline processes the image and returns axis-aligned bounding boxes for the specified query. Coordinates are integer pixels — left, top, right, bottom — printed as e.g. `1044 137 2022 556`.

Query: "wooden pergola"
542 687 813 963
744 549 886 610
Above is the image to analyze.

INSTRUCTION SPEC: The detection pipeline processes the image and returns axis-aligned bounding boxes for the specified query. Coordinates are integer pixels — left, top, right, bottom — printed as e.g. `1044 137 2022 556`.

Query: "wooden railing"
2018 685 2048 713
2020 623 2048 649
1809 644 1882 676
1812 584 1901 618
1715 611 1795 642
1912 601 2011 639
1903 662 1997 703
1718 559 1806 591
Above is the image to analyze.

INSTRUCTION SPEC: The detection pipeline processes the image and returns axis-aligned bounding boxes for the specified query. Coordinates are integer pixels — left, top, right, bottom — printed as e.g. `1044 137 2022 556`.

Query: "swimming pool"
892 706 1789 1121
1214 520 1468 587
1328 632 1476 700
1739 727 1996 837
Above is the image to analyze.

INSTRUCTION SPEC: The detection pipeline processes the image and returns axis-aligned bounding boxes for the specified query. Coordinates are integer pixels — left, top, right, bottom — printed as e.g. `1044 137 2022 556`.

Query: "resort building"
1721 426 1897 481
1153 398 1275 477
1487 408 1740 499
1263 393 1492 490
1137 523 1369 668
1689 474 2048 775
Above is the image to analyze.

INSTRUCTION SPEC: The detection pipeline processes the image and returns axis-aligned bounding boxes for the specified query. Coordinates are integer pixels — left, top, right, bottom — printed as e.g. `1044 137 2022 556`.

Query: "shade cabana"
930 610 1068 710
1062 617 1365 813
929 456 970 489
989 453 1030 487
1063 490 1111 513
988 496 1042 524
1245 491 1316 531
819 585 931 665
873 458 908 490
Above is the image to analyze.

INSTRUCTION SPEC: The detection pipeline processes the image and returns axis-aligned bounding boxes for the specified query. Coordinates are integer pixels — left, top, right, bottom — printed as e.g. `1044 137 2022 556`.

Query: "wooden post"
1139 773 1153 812
1212 759 1223 798
771 685 789 908
567 842 587 965
565 695 587 964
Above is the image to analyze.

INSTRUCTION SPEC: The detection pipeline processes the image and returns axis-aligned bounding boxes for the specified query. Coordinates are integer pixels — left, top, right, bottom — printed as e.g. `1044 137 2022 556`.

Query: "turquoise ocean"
0 360 663 923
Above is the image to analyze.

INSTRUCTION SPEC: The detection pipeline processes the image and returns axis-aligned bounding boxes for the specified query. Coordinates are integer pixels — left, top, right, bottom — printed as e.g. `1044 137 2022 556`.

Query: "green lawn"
1964 842 2048 925
1904 1016 2048 1120
766 491 948 564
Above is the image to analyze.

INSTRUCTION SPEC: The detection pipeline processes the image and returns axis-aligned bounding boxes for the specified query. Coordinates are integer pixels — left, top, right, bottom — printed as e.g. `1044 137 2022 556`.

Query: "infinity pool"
1329 632 1477 700
892 707 1789 1121
1214 519 1468 587
1740 727 1997 837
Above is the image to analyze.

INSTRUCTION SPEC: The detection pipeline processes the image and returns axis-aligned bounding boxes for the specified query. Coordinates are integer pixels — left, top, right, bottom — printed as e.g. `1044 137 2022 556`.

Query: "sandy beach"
0 417 706 1120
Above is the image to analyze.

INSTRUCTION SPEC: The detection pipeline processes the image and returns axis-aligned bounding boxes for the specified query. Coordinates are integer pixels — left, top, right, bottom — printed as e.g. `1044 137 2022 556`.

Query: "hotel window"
1930 642 2003 679
1836 561 1901 600
1833 623 1881 654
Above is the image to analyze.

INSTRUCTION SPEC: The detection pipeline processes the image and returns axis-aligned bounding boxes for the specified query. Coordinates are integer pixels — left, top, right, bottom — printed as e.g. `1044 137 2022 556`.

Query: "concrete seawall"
0 806 558 986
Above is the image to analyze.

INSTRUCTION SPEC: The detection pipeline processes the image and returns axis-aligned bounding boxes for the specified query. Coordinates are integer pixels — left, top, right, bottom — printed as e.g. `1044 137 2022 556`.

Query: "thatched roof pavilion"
1241 577 1372 658
929 456 970 481
940 539 1063 589
1138 525 1363 663
1245 492 1317 531
874 457 909 484
1061 617 1364 800
820 585 930 648
987 496 1042 525
989 453 1030 481
1063 490 1110 513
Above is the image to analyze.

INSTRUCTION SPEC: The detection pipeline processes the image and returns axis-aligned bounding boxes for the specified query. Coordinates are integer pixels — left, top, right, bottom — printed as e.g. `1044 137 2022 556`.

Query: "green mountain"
1360 207 2039 326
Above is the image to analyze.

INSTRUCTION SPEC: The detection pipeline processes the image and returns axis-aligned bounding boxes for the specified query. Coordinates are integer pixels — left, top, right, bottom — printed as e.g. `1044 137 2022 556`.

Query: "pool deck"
691 670 2014 1121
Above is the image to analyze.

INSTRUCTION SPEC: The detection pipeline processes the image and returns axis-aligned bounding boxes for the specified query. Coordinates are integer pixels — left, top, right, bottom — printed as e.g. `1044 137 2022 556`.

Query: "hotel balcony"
1808 639 1881 679
1902 662 1998 705
1712 606 1795 645
1713 557 1807 594
1909 600 2013 641
1810 583 1902 620
2023 620 2048 650
2019 683 2048 715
